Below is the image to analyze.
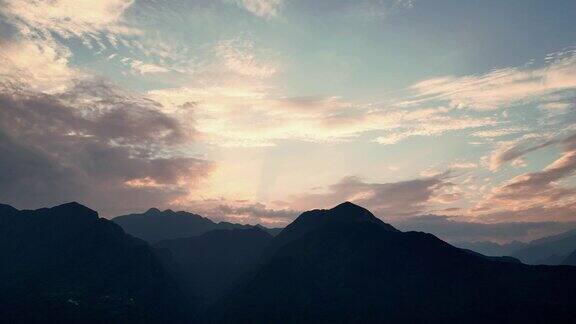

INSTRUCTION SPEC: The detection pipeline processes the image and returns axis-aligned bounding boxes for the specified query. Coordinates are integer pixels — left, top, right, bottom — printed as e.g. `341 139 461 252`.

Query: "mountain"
155 227 273 308
511 229 576 265
563 249 576 266
264 201 397 257
256 224 284 236
453 240 527 257
113 208 254 243
209 202 576 323
0 202 190 323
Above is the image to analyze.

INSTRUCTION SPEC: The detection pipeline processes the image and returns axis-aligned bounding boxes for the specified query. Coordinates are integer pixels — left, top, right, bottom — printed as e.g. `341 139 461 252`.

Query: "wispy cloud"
228 0 283 18
120 57 171 75
411 50 576 110
2 0 137 36
474 133 576 222
488 136 558 171
373 114 497 145
215 38 279 78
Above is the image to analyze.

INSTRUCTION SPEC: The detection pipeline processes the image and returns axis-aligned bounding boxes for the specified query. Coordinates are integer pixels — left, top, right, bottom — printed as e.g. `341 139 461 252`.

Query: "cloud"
0 38 81 92
146 45 575 149
372 114 496 145
471 127 525 139
213 202 298 225
511 158 527 168
229 0 283 18
287 174 453 219
2 0 137 40
393 214 576 243
215 38 279 78
169 171 454 226
474 133 576 221
120 57 171 75
488 136 558 171
150 76 497 147
292 0 415 20
540 102 572 111
0 80 212 216
411 51 576 110
449 161 478 170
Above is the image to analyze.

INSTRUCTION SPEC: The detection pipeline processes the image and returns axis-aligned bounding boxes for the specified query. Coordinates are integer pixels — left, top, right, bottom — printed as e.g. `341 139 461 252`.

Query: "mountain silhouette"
454 240 527 256
0 202 189 323
264 202 397 257
209 202 576 323
512 228 576 264
113 208 254 243
5 201 576 323
563 249 576 266
155 227 273 309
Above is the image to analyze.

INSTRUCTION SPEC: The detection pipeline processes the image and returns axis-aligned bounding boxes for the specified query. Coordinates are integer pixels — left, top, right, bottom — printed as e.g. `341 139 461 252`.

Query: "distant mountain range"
4 201 576 323
511 229 576 265
453 240 528 257
113 208 281 243
456 229 576 265
564 249 576 266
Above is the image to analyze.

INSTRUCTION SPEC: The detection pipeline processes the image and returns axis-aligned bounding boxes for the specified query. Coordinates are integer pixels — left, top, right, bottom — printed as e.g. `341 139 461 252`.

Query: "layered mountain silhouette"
5 200 576 323
453 229 576 265
156 227 273 308
454 240 527 257
511 229 576 265
563 249 576 266
210 202 576 323
0 203 189 323
113 208 279 243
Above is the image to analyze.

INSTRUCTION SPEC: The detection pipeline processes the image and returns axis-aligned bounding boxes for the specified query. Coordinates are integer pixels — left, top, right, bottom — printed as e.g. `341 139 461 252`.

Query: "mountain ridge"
210 202 576 323
5 200 576 323
0 202 189 323
511 229 576 264
112 208 257 243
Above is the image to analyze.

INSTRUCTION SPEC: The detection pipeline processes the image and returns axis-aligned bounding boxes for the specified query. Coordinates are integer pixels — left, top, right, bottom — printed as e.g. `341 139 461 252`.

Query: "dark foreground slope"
0 202 189 323
210 202 576 324
156 228 272 308
113 208 253 243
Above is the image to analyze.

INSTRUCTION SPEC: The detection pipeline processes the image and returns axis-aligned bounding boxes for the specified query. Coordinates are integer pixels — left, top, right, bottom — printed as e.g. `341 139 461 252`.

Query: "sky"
1 0 576 243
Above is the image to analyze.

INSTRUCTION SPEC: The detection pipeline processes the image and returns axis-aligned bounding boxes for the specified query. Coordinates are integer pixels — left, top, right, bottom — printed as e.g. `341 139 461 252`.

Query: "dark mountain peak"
145 207 162 214
0 203 18 215
293 201 396 230
143 207 200 218
113 208 253 243
49 202 98 220
329 201 380 222
234 225 272 237
1 203 187 322
212 204 576 323
265 202 398 257
333 200 361 209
